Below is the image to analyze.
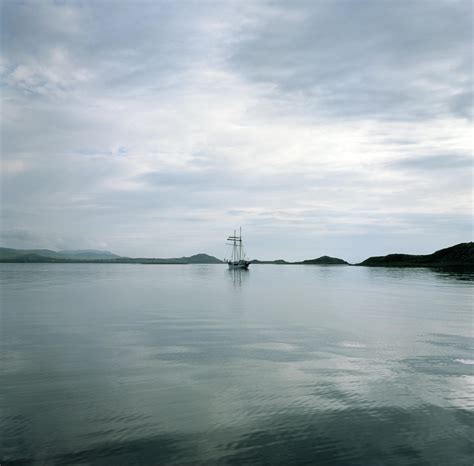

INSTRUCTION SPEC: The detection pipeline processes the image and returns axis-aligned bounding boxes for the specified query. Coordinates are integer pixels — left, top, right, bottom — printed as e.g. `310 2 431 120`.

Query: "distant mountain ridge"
0 248 222 264
252 244 472 267
0 248 120 261
358 242 473 267
126 253 223 264
1 243 471 267
251 255 347 265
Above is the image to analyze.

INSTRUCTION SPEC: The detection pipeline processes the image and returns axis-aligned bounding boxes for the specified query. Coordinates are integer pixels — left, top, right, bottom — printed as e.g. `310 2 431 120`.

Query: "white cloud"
0 0 471 260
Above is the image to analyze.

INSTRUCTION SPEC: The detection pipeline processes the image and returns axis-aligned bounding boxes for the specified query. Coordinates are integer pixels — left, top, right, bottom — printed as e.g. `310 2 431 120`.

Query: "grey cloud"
0 228 41 243
141 169 226 189
139 166 378 197
231 0 473 121
0 0 237 99
382 138 418 146
0 227 108 251
390 154 473 171
0 0 471 260
449 90 473 120
401 212 472 233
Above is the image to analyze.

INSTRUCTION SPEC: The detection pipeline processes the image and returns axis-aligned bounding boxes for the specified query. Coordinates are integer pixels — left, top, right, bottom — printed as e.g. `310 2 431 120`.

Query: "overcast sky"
1 0 472 262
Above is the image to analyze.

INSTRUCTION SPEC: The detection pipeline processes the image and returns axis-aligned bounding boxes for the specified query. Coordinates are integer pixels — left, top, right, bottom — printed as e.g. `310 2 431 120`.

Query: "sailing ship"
226 228 250 269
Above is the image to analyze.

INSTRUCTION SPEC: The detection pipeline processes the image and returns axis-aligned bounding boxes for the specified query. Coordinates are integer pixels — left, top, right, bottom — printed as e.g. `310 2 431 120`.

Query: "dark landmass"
250 259 290 265
251 256 347 265
358 242 473 268
296 255 348 265
0 248 223 264
0 248 120 261
125 253 223 264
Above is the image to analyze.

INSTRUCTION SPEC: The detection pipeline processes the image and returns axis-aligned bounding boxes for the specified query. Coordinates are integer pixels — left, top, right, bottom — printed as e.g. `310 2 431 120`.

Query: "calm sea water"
1 263 473 465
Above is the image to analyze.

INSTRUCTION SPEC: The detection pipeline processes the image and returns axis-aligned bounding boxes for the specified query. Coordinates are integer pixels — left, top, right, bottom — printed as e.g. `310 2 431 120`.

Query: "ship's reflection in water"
227 267 249 287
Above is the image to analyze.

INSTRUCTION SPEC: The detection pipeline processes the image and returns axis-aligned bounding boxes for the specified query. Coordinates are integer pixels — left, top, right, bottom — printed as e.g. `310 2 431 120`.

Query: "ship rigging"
226 228 250 269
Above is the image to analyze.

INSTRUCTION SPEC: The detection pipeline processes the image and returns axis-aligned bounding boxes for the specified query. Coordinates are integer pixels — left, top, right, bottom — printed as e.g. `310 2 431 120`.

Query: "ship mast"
226 228 249 269
239 227 242 262
227 228 243 263
235 229 237 262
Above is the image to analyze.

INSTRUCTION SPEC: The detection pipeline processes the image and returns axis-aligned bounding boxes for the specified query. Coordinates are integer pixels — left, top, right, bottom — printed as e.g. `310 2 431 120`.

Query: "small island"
296 256 348 265
250 256 348 265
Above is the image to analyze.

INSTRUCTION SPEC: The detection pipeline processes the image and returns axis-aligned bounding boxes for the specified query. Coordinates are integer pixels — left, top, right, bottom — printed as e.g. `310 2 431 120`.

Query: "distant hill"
250 256 348 265
0 248 223 264
250 259 290 264
297 255 348 265
0 248 120 262
185 253 222 264
130 253 223 264
359 242 473 267
0 248 63 260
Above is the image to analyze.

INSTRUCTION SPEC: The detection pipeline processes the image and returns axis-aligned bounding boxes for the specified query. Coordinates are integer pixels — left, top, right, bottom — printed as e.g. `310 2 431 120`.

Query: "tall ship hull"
227 260 250 270
226 228 250 270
